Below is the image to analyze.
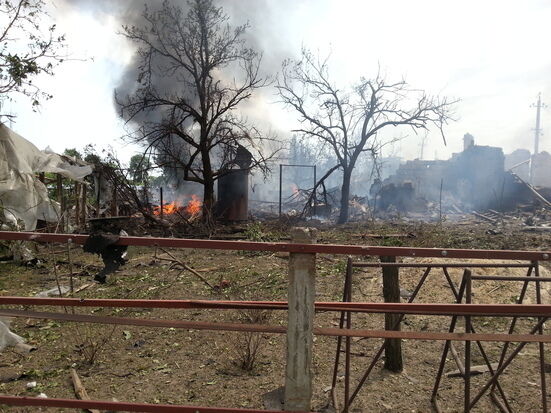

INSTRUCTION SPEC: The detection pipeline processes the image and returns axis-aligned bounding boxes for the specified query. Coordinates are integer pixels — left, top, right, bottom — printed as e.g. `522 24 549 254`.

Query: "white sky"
6 0 551 164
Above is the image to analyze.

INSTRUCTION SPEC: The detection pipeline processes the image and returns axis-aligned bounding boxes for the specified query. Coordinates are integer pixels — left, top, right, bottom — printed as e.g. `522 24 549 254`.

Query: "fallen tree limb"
472 211 497 224
300 164 340 218
158 249 214 289
354 233 414 239
70 368 100 413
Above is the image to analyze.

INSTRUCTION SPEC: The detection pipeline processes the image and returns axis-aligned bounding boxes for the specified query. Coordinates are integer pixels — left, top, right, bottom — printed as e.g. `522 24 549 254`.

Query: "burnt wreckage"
372 134 551 213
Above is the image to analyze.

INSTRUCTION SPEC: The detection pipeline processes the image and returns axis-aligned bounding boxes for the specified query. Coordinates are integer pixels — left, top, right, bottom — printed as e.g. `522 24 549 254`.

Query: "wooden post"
96 173 101 218
285 227 317 411
75 183 80 227
111 185 118 217
81 184 87 225
160 187 164 220
381 255 403 372
56 174 65 231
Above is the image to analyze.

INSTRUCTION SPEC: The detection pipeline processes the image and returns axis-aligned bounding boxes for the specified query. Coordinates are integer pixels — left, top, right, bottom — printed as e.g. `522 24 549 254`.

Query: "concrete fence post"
285 227 317 411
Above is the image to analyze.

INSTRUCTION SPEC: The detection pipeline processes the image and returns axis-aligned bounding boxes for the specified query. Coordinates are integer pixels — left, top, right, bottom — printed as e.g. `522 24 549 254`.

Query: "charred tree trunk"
337 168 352 224
201 143 215 225
203 176 215 222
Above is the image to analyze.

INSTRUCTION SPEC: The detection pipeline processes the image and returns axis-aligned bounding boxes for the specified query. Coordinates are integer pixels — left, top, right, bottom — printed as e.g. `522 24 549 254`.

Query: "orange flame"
186 194 202 216
154 195 202 217
153 201 180 216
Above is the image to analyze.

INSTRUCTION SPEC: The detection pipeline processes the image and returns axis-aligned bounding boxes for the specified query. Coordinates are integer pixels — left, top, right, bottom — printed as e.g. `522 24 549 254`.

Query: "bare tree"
0 0 67 116
277 49 456 224
117 0 276 221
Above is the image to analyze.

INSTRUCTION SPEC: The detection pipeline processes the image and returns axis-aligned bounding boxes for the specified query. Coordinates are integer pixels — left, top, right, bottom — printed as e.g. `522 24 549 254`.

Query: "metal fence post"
279 164 283 217
285 227 317 411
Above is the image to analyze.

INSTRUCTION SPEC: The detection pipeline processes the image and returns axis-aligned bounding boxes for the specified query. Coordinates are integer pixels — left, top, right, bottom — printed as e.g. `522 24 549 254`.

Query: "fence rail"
1 230 549 260
0 230 550 412
0 395 306 413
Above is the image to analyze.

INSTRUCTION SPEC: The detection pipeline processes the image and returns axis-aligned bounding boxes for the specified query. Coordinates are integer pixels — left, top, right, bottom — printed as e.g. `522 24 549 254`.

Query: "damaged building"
374 133 551 214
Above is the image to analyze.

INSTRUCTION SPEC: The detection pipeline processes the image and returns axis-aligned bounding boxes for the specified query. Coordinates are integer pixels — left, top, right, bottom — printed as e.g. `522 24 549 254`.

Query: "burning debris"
83 231 128 284
153 195 203 220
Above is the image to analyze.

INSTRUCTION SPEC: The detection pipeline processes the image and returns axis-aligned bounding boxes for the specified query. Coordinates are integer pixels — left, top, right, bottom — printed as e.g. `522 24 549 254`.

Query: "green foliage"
128 154 152 185
0 0 67 115
63 148 82 160
379 237 404 247
240 222 279 256
243 221 268 242
243 222 283 243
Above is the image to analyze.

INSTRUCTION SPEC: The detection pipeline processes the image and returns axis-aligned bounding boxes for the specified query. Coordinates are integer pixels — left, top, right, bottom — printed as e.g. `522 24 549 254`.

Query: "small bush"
233 309 271 371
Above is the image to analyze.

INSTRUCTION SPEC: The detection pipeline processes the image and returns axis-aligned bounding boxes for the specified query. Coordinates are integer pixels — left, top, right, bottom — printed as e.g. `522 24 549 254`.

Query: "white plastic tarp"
0 123 93 230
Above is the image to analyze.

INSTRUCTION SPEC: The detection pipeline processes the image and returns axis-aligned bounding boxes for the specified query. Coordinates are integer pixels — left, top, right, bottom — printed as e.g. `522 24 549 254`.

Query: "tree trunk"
202 175 215 222
201 143 215 225
337 168 352 224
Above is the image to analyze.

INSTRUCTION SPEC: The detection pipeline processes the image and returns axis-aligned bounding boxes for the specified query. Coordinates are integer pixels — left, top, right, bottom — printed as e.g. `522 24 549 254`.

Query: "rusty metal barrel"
217 169 248 221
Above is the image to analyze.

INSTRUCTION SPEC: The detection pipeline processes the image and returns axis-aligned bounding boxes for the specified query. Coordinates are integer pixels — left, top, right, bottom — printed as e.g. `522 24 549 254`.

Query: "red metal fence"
0 231 549 412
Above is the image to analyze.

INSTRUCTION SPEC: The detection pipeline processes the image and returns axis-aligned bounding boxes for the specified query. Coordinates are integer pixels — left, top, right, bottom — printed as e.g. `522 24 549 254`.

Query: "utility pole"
530 93 546 184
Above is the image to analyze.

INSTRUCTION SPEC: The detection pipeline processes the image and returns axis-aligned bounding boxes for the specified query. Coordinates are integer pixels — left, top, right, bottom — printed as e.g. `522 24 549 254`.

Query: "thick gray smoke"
61 0 294 199
62 0 293 124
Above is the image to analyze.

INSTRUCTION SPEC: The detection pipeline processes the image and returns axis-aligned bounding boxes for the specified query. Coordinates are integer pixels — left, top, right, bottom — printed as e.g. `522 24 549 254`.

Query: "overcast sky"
6 0 551 163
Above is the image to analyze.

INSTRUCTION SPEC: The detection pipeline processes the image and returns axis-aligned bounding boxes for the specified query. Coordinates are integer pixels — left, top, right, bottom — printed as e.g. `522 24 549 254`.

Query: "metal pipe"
431 278 467 406
159 186 163 220
469 318 548 409
279 164 282 217
348 266 432 406
0 395 306 413
472 275 551 282
464 270 472 413
279 164 317 168
534 262 548 413
313 165 317 216
489 265 534 399
331 258 352 391
353 263 533 268
344 258 353 413
96 172 101 218
2 296 551 317
0 308 549 343
442 267 460 298
0 231 549 261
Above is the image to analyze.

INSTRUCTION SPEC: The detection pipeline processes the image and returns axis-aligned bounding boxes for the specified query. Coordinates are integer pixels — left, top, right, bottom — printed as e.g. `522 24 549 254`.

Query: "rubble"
36 286 70 297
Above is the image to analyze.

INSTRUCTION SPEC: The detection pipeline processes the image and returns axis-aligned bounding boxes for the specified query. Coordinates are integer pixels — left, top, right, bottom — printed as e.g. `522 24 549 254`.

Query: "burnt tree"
117 0 274 221
277 49 456 223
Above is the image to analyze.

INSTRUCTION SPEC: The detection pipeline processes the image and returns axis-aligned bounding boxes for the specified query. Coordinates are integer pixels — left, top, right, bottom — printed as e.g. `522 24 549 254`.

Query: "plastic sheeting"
0 124 93 230
0 317 25 352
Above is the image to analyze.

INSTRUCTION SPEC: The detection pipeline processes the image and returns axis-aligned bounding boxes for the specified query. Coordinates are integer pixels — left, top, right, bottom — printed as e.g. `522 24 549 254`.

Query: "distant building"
463 133 475 151
374 133 527 212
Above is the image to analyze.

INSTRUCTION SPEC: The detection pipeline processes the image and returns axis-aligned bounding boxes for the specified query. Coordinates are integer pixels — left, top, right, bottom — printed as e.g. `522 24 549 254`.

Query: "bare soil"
0 220 550 412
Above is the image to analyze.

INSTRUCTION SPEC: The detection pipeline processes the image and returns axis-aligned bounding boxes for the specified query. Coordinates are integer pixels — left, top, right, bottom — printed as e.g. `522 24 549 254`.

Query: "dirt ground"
0 219 550 412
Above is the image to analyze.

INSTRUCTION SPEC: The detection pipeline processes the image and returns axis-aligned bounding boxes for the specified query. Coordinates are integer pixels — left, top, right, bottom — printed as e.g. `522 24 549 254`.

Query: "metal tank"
217 169 248 221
